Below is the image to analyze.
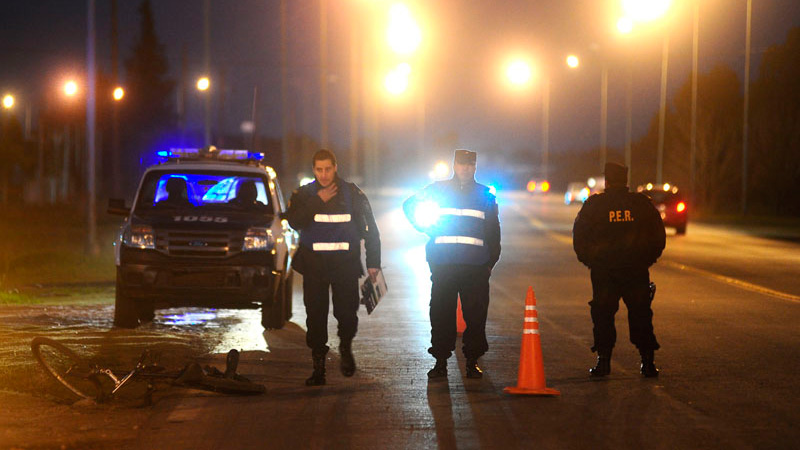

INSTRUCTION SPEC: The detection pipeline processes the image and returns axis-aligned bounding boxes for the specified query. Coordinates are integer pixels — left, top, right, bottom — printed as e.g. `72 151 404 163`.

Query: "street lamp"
197 76 210 91
504 58 550 181
566 55 579 69
197 76 211 146
387 3 421 56
506 59 532 87
2 94 14 109
113 86 124 101
64 80 78 97
621 0 672 184
385 63 411 96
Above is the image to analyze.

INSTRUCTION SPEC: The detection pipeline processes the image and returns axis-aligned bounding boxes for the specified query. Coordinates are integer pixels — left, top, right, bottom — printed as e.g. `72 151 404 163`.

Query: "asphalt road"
122 191 800 449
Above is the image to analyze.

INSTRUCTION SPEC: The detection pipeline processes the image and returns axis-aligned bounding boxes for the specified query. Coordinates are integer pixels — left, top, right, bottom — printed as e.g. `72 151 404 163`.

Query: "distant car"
564 182 590 205
526 179 551 195
638 183 688 235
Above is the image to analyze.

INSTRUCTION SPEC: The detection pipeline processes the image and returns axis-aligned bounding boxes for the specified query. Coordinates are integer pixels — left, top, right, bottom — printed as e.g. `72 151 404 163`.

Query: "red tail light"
676 201 686 213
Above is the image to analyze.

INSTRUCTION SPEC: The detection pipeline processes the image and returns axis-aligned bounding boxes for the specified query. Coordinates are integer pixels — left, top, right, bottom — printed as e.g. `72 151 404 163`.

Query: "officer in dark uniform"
403 149 501 380
572 162 666 378
287 149 381 386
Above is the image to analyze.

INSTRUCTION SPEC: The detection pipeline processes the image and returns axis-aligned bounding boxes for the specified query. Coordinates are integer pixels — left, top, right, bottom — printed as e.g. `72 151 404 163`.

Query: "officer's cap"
454 149 477 165
604 162 628 185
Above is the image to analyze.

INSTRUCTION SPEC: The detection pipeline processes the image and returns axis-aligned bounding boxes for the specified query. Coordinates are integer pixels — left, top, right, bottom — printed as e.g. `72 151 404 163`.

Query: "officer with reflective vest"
403 149 501 380
287 149 381 386
572 162 666 378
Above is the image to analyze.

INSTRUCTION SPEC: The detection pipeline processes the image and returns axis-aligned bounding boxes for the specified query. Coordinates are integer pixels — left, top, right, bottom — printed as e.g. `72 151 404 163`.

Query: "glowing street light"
2 94 14 109
196 76 210 91
385 62 411 95
617 16 634 34
64 80 78 97
387 3 421 56
506 59 532 87
566 55 580 69
622 0 671 22
113 87 124 101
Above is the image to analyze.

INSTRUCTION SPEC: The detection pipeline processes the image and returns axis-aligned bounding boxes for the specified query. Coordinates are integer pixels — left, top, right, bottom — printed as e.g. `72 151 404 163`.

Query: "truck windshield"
134 170 272 213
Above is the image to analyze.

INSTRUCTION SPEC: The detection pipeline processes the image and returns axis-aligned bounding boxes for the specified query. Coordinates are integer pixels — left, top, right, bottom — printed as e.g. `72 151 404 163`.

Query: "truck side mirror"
107 198 130 216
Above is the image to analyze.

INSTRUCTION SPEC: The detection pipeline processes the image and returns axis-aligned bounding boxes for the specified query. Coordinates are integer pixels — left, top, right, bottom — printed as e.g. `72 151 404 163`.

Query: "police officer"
287 149 381 386
572 162 666 378
403 149 501 380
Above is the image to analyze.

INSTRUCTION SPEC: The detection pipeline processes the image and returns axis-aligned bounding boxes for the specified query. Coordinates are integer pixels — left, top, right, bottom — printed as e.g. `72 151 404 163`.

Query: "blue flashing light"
155 147 264 163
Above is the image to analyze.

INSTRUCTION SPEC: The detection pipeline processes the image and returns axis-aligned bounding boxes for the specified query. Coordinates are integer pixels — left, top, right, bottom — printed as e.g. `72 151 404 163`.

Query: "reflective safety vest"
299 181 360 253
427 182 492 266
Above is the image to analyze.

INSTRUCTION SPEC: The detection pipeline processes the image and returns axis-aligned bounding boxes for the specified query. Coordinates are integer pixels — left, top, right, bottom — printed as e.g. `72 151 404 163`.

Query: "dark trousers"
303 274 360 357
428 264 491 361
589 267 659 354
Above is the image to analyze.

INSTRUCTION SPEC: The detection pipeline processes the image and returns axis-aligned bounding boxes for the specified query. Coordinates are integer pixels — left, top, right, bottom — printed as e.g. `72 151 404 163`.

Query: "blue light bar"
155 147 264 163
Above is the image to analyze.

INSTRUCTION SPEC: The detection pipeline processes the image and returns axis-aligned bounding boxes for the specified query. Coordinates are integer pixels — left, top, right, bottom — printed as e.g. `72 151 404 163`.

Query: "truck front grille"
156 230 243 258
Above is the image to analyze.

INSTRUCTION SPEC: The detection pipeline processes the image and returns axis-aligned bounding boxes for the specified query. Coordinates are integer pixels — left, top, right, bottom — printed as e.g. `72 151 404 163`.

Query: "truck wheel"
676 224 687 235
136 298 155 324
261 273 286 330
114 269 139 328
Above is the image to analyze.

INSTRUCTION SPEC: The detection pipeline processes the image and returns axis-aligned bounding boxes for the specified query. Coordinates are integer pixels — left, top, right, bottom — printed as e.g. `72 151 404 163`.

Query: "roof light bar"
156 147 265 162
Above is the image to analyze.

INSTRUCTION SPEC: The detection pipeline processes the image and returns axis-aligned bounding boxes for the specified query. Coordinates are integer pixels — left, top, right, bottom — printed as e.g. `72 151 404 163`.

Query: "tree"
121 0 175 189
749 27 800 215
0 114 28 205
669 65 743 213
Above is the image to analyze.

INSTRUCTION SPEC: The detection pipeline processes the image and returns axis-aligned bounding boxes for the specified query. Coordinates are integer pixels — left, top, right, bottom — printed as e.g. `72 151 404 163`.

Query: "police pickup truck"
107 147 298 329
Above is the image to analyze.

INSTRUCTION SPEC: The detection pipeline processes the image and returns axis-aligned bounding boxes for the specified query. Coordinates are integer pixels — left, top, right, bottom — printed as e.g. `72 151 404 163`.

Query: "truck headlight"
126 224 155 249
244 227 273 251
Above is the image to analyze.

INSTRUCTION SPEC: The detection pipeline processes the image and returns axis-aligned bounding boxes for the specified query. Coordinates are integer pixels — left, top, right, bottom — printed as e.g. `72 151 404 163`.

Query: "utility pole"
741 0 752 215
110 0 121 197
86 0 98 254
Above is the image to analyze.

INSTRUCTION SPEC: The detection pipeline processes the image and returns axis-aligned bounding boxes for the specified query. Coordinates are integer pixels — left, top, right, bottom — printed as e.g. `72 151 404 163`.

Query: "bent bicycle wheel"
31 337 102 400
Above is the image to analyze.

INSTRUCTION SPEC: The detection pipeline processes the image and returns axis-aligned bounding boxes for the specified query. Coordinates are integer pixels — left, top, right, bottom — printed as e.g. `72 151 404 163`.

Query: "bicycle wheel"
31 337 102 401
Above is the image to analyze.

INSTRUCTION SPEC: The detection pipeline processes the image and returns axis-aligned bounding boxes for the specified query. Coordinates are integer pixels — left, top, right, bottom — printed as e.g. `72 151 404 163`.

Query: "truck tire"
262 272 287 330
136 298 155 324
114 269 139 328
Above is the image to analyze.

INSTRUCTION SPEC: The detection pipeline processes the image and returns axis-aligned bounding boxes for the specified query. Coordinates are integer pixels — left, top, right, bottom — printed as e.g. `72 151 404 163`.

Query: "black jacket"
572 186 665 269
287 177 381 279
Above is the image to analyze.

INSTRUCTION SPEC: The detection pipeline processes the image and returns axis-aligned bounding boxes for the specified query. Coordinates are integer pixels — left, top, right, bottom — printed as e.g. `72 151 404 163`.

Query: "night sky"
2 0 800 163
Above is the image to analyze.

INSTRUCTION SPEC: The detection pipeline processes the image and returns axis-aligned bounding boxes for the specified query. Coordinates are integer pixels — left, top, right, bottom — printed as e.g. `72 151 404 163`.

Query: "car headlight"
244 227 274 251
125 224 155 249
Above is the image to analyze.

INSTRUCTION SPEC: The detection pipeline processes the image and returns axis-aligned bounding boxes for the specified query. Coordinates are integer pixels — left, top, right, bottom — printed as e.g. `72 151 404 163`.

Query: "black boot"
427 358 448 379
305 355 326 386
340 340 356 377
589 350 612 377
640 349 659 378
465 359 483 379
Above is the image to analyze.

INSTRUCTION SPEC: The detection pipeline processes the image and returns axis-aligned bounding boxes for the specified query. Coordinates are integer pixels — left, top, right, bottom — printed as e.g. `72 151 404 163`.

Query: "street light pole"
656 32 669 185
86 0 98 255
600 62 608 171
742 0 752 215
542 76 550 182
690 3 699 201
203 0 211 147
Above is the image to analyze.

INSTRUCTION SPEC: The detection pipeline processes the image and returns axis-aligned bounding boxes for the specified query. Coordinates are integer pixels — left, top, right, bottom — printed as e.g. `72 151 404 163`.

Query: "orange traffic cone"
504 287 560 396
456 295 467 335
